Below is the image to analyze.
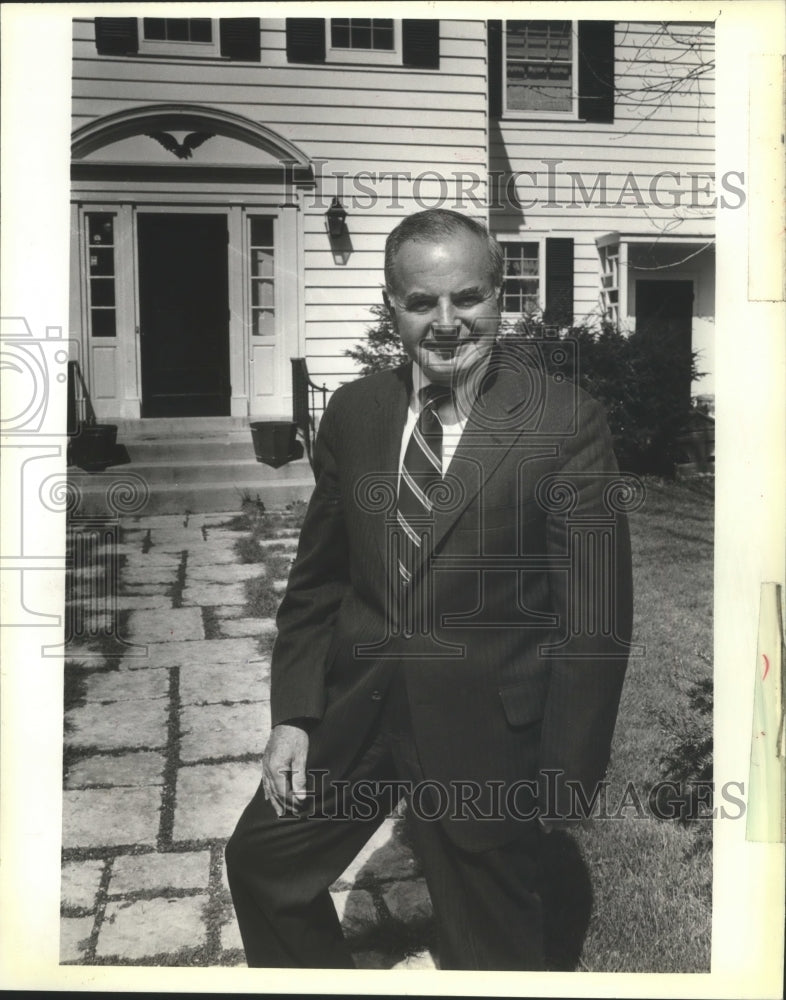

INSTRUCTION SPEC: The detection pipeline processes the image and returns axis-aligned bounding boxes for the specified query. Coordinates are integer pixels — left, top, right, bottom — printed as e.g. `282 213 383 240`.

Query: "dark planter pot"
71 423 118 472
250 421 304 468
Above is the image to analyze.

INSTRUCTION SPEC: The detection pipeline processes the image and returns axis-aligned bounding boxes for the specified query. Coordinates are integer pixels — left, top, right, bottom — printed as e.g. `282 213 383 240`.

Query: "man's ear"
382 288 396 323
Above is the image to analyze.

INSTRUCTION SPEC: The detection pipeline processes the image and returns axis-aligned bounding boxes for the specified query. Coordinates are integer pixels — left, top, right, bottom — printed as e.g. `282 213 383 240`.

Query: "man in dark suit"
226 209 634 970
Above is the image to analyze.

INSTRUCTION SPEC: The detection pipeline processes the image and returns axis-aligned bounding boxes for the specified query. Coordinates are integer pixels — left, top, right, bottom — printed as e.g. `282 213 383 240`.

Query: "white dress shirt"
397 363 474 476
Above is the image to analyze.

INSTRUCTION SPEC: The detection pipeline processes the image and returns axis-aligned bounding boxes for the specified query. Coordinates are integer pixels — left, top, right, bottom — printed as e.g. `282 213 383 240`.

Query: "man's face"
384 231 501 386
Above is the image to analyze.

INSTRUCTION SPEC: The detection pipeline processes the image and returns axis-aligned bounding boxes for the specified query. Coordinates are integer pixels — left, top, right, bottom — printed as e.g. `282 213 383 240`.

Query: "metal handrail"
291 357 327 465
68 359 98 433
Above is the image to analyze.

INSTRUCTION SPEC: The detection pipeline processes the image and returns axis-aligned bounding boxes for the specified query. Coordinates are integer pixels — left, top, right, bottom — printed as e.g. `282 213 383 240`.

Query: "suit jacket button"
371 690 382 701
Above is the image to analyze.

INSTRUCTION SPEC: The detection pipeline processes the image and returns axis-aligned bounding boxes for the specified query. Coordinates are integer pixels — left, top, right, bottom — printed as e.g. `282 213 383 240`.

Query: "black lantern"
326 197 348 238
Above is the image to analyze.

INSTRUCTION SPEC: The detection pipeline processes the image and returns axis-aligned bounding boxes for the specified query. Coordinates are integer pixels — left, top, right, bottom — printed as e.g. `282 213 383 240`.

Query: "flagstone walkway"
61 508 436 969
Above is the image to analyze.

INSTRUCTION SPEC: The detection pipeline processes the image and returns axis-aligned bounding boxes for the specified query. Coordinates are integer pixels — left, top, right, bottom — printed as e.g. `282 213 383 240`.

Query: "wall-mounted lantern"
326 197 348 239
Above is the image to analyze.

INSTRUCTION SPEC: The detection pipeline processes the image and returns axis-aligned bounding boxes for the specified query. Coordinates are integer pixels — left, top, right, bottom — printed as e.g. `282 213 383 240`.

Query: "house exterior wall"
70 17 716 417
489 20 716 395
71 17 487 418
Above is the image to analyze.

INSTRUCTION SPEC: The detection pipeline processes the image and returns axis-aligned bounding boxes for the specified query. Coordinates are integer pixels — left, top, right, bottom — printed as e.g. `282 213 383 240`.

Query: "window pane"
252 280 275 308
250 218 273 246
372 22 394 49
89 248 114 277
143 18 166 40
252 309 275 337
507 61 571 112
166 19 189 41
251 249 274 278
350 22 372 49
190 19 212 43
331 21 350 47
90 278 115 307
91 309 116 338
88 214 113 245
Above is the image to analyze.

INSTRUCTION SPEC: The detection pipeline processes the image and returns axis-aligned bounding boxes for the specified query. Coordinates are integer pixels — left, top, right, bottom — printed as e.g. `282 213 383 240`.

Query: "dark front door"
138 213 229 417
635 279 694 409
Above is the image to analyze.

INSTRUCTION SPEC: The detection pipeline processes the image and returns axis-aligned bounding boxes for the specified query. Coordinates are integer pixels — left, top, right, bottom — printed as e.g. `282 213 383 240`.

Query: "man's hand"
262 723 310 817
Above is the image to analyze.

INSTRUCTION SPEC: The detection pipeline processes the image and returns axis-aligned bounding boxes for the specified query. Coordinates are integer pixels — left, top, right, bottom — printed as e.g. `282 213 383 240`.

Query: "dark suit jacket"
270 349 634 850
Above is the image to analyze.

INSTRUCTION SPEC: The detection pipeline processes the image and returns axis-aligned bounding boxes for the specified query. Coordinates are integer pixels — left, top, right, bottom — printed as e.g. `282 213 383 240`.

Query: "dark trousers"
225 674 545 970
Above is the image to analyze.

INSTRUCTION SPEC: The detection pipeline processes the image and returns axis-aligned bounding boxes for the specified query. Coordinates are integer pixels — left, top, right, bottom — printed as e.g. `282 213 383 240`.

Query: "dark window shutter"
544 239 574 326
286 19 326 64
488 21 503 118
578 21 615 123
402 20 440 69
219 19 260 61
94 18 138 55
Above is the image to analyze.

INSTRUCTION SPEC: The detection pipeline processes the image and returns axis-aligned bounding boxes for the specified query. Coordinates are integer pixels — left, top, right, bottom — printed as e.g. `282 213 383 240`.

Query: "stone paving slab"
173 762 262 842
123 566 179 585
97 896 209 960
179 657 269 706
123 553 181 569
109 851 211 895
65 698 168 751
63 787 161 849
60 915 95 963
179 702 270 762
125 636 259 671
61 860 105 910
127 607 204 643
116 593 172 610
65 751 165 790
181 582 248 607
119 583 174 597
187 563 264 582
218 617 277 639
220 916 244 953
84 668 169 703
186 546 245 566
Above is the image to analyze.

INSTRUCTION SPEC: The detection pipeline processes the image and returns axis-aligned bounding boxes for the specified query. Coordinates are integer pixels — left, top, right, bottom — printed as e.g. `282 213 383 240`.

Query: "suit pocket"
498 671 550 728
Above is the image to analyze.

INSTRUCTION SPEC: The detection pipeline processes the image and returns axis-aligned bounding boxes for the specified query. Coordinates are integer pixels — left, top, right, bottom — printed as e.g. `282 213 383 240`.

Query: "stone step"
68 473 314 515
96 458 308 486
114 416 289 437
124 438 258 463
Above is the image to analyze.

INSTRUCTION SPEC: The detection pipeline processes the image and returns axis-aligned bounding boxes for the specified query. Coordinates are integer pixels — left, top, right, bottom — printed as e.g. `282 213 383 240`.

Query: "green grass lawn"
576 475 714 972
238 478 714 972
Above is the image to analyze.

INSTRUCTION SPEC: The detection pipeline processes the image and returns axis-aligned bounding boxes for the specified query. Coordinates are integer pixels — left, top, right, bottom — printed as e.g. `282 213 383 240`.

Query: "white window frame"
503 20 579 120
137 17 221 58
498 237 546 318
326 18 402 65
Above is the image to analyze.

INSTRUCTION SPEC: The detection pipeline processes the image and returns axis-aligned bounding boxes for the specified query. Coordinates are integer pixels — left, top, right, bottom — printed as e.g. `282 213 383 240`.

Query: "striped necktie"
395 383 452 589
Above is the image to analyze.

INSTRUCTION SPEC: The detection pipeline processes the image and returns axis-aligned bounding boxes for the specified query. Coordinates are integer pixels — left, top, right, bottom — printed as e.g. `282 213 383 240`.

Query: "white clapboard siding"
72 17 488 389
490 20 715 334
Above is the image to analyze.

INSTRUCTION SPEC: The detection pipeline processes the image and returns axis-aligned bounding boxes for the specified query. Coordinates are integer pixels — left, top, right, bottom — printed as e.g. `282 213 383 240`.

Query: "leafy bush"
346 307 703 475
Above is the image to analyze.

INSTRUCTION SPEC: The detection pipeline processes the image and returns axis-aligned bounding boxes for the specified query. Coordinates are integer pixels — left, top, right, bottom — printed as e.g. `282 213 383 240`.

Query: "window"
327 18 400 64
330 19 395 51
138 18 221 56
94 17 261 60
505 21 575 115
86 214 117 338
285 19 439 69
249 218 275 337
501 242 541 314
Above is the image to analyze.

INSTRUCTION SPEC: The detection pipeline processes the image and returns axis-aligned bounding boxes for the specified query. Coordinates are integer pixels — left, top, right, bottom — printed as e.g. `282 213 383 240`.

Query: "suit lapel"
366 365 411 566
